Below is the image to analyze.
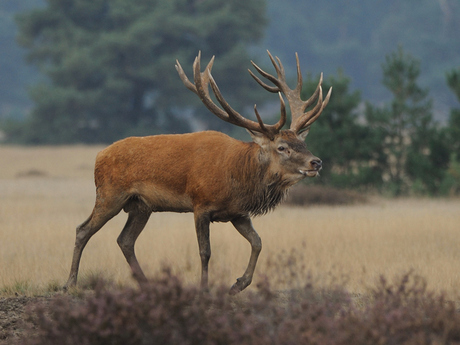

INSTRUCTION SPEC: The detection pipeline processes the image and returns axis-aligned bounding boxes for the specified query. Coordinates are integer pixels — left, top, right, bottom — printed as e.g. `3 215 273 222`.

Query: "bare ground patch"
0 296 52 344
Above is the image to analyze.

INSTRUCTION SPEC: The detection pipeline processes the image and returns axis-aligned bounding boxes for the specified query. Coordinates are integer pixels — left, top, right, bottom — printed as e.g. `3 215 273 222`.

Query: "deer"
64 51 331 295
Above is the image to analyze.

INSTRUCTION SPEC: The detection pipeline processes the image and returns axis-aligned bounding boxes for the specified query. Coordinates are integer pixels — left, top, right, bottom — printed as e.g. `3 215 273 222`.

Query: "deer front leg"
194 212 211 291
229 216 262 295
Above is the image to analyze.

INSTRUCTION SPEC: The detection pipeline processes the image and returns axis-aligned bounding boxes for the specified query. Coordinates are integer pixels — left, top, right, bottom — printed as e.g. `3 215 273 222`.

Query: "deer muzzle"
299 159 322 177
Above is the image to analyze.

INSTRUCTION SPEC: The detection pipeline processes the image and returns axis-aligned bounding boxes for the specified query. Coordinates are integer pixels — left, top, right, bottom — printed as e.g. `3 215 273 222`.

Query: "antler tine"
175 59 197 94
177 52 284 139
300 72 323 113
248 68 279 93
292 86 323 133
191 52 230 122
253 93 287 134
253 105 268 133
272 54 285 79
175 51 216 97
292 86 333 133
247 51 332 135
249 53 288 93
276 92 287 131
304 86 332 127
207 70 258 129
294 53 303 96
249 64 279 92
208 70 286 138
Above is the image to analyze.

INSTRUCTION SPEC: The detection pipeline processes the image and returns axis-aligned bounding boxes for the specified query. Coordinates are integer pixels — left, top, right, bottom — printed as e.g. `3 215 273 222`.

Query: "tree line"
305 47 460 196
263 0 460 114
2 0 459 122
1 0 460 196
7 0 267 143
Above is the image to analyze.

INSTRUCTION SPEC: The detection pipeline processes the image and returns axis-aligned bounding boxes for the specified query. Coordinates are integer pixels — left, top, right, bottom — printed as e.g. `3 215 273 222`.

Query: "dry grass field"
1 145 460 298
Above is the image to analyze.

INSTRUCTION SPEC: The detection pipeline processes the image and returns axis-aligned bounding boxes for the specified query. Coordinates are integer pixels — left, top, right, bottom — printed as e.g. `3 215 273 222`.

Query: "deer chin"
299 169 319 177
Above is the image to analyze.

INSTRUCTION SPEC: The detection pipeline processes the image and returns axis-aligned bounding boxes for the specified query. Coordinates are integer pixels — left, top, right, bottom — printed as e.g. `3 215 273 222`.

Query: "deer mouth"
299 169 319 177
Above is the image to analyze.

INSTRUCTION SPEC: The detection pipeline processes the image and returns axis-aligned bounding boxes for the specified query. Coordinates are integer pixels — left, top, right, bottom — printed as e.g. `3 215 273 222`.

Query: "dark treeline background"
0 0 459 196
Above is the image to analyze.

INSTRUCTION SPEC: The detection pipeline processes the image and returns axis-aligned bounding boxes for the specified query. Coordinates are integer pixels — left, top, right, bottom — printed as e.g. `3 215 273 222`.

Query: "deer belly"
130 184 194 213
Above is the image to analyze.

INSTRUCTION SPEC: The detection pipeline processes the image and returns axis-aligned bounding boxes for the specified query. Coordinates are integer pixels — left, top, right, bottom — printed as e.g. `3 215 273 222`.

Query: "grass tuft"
0 281 33 296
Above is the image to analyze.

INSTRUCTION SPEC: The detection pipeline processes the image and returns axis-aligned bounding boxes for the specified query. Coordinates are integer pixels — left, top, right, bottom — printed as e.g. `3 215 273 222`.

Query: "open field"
1 145 460 297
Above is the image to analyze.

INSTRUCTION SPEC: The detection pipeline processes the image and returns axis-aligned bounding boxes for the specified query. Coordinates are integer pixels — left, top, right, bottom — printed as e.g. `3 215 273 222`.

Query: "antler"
175 52 286 140
249 51 332 134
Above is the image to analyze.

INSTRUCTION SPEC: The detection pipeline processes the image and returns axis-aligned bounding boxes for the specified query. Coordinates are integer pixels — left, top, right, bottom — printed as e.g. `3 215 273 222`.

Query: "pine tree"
16 0 267 143
443 68 460 194
446 68 460 154
366 47 440 195
302 71 381 189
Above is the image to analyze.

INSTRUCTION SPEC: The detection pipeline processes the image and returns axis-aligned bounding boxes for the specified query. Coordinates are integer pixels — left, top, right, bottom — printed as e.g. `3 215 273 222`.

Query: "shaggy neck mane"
232 143 291 216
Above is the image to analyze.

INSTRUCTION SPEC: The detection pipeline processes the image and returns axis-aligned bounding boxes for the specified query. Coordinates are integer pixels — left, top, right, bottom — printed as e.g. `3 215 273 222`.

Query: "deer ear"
297 127 310 141
247 129 270 148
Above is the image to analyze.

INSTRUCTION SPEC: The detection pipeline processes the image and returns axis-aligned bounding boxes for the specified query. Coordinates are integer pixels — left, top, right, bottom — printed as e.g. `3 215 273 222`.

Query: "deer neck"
232 143 291 216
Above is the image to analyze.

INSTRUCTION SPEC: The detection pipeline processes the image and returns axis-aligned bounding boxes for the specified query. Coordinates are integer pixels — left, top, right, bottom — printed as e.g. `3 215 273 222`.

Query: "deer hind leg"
117 210 150 285
64 193 126 289
194 212 211 291
229 216 262 295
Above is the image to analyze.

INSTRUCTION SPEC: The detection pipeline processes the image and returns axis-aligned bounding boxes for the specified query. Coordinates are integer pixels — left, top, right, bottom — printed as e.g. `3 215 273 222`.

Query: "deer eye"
277 146 285 152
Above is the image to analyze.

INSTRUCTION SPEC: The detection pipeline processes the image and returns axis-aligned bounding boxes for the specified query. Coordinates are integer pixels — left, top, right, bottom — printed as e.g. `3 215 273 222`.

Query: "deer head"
175 51 332 185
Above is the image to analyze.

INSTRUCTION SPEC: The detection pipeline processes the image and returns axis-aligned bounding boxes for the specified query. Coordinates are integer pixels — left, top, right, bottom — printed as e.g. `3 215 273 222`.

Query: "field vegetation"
2 145 460 344
1 145 460 298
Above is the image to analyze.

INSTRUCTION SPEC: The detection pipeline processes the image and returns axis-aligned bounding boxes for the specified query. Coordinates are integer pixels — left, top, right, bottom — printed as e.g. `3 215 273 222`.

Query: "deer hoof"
229 277 251 295
229 283 241 295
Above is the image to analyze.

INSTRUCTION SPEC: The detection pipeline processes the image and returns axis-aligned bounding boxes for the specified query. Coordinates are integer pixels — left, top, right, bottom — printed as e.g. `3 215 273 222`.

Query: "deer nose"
311 159 322 170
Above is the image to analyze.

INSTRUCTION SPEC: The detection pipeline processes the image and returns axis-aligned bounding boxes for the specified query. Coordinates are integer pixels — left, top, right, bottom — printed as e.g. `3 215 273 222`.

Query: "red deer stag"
64 51 331 295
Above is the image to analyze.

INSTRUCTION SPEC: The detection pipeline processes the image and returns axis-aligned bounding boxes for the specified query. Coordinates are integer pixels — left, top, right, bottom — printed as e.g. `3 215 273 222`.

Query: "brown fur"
94 131 300 221
64 130 321 294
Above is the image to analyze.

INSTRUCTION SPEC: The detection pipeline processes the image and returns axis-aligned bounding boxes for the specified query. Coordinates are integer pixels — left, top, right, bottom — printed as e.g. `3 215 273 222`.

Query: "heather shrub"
19 269 275 345
337 273 460 344
17 270 460 345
